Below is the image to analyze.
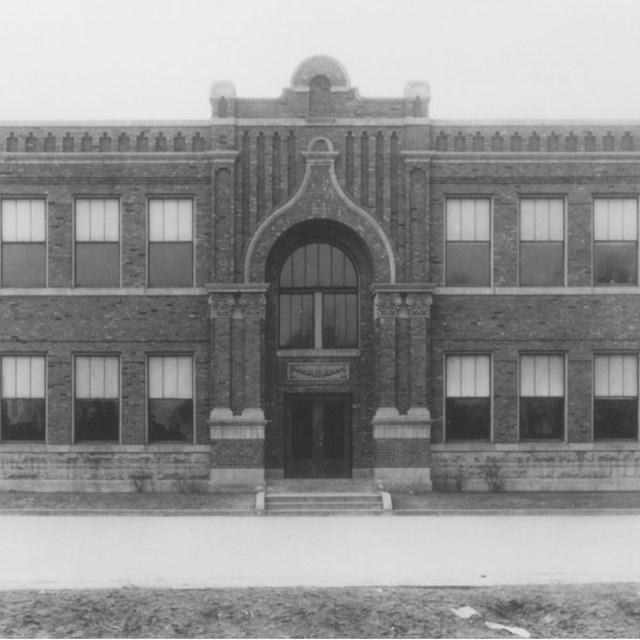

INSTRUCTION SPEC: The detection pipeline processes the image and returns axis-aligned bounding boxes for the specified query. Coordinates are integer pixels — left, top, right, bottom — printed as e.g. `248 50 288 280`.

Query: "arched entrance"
264 220 375 479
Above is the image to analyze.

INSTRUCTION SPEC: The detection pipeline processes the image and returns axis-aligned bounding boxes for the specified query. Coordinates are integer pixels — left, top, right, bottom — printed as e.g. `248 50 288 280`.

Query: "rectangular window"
75 198 120 287
520 198 565 286
593 198 638 285
446 198 491 286
74 356 119 442
519 355 565 440
1 199 46 287
445 355 491 440
148 356 194 442
148 198 194 287
1 356 45 441
594 354 638 439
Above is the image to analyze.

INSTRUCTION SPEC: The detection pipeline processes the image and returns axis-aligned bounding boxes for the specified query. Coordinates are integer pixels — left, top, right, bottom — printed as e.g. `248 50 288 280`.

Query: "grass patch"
0 584 639 638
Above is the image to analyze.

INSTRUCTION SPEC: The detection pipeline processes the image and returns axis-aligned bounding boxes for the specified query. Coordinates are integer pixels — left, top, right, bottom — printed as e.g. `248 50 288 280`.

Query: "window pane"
15 201 32 241
163 200 179 241
331 246 345 286
548 199 565 241
103 358 119 398
520 397 564 439
177 357 193 399
323 293 357 348
148 200 164 241
318 243 332 287
1 358 16 398
161 357 178 398
149 242 193 287
306 243 318 287
75 399 119 441
75 204 91 241
446 242 490 286
30 201 46 242
446 398 490 440
75 358 91 398
594 243 637 285
446 356 462 397
90 358 105 398
594 399 637 439
292 246 306 287
177 200 193 241
622 199 638 241
593 200 609 241
75 244 119 287
460 356 477 397
103 200 119 242
595 355 638 397
279 255 293 287
1 201 17 241
1 398 45 441
279 294 313 348
520 243 564 286
474 200 491 241
520 201 536 241
2 244 46 287
446 200 462 241
148 358 163 399
148 398 193 442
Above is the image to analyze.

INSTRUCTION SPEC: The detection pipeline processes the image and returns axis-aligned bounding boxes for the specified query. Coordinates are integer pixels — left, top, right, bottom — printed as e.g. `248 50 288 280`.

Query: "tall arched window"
309 74 331 117
279 242 358 349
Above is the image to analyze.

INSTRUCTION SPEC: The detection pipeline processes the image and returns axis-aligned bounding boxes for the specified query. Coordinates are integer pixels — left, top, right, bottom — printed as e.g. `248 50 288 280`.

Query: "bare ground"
0 491 640 513
0 584 639 638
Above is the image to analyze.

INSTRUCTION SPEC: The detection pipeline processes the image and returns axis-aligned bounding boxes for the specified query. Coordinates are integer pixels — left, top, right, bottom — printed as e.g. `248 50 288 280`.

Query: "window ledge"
432 441 640 452
0 443 210 453
277 349 360 358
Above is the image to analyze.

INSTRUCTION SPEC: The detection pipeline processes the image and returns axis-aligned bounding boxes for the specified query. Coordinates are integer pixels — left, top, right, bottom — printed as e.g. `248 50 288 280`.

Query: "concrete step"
259 491 392 515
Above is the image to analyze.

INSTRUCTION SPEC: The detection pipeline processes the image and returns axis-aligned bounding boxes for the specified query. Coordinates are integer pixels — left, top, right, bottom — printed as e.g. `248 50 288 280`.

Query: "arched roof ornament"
244 136 396 283
291 55 350 89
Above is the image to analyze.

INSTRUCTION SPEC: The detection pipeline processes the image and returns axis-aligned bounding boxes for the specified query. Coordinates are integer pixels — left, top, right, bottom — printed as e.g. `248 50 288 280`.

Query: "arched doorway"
264 220 375 479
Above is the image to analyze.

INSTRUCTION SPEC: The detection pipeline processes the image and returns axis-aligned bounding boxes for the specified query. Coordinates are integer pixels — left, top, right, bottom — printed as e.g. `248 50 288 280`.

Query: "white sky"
1 0 639 121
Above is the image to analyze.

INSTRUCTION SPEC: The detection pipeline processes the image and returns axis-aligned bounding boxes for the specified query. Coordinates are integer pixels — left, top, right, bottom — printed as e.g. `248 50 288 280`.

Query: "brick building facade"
1 55 640 491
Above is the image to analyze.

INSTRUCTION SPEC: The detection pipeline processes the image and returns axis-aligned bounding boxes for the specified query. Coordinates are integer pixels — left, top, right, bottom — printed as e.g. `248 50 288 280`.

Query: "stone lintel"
372 407 432 439
209 408 266 440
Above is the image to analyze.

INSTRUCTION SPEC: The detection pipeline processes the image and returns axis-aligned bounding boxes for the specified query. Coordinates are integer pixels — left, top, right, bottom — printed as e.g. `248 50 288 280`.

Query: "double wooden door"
285 394 352 478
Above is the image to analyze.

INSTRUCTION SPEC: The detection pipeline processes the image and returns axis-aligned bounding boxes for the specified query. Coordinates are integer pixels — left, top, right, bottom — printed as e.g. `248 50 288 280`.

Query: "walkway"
0 514 639 589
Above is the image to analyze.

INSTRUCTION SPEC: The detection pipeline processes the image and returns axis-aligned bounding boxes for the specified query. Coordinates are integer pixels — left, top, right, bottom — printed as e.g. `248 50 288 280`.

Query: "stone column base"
372 407 432 491
208 408 266 491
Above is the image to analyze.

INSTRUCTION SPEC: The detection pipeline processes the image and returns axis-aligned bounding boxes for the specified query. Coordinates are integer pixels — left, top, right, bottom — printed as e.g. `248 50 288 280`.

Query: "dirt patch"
0 584 639 638
0 492 255 512
391 490 640 511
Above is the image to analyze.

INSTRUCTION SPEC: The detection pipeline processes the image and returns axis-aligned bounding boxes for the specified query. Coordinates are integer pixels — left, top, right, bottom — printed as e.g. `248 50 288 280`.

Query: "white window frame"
73 355 121 444
1 355 47 441
444 353 493 442
593 197 639 286
518 353 566 441
0 198 47 288
518 197 566 287
147 197 195 288
445 197 492 287
74 197 121 288
147 354 195 444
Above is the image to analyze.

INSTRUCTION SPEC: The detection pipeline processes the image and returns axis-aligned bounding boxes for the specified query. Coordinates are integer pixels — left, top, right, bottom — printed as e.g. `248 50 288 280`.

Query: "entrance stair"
258 479 392 515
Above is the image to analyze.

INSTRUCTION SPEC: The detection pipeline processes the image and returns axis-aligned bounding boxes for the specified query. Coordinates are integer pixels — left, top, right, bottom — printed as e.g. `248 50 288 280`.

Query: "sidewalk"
1 490 639 516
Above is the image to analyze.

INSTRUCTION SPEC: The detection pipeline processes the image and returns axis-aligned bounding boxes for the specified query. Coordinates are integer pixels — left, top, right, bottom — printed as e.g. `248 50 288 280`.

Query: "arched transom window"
279 242 358 349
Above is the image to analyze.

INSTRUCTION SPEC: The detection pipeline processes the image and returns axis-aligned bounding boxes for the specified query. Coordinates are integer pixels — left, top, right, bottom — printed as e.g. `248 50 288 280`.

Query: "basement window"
594 354 638 439
74 356 119 442
148 356 194 442
1 356 46 441
519 355 565 440
445 198 491 286
1 199 46 287
445 354 491 440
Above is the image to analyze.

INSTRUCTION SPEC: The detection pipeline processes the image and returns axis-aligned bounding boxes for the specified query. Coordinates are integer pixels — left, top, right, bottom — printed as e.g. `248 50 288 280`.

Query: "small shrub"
483 457 504 492
174 473 205 494
130 473 152 493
